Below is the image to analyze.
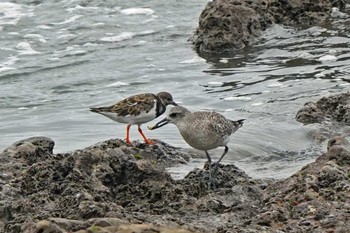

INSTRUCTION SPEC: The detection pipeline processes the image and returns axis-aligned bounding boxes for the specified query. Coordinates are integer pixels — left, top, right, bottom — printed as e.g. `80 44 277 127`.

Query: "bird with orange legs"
90 92 177 144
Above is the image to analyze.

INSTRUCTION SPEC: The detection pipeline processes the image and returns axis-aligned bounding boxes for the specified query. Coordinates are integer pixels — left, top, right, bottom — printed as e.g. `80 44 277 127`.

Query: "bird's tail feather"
90 107 112 113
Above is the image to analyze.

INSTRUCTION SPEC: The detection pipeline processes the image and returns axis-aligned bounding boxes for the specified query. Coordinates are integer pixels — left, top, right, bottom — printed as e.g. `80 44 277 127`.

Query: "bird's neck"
155 97 166 117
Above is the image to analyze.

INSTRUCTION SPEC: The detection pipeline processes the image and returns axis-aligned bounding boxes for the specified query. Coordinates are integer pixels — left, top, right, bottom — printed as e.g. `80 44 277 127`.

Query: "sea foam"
120 8 154 15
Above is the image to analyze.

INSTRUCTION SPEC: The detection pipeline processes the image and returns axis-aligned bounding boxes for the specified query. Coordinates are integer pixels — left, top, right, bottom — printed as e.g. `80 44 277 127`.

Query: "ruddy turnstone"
90 92 177 144
148 106 244 188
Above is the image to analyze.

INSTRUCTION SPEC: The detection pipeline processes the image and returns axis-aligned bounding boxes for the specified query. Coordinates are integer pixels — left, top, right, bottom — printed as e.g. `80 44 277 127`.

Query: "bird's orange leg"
138 125 155 144
125 124 132 144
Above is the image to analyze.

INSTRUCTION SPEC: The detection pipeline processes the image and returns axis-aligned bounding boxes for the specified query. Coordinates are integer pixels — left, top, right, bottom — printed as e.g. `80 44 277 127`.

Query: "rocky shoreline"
191 0 349 53
1 93 350 233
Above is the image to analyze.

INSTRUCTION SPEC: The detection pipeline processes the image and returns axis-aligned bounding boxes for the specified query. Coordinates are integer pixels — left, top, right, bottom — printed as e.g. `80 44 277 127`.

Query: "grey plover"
90 92 177 144
148 105 244 187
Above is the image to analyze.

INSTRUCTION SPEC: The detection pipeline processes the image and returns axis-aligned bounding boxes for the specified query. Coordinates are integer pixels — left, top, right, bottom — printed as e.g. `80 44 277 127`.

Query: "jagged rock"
252 136 350 232
0 137 260 233
192 0 268 52
1 134 349 232
22 219 194 233
192 0 347 53
316 92 350 124
296 92 350 125
296 102 325 124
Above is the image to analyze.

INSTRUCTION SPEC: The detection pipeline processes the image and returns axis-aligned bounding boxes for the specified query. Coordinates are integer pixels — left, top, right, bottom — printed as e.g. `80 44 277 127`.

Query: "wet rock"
317 92 350 124
0 137 261 233
253 136 350 232
296 92 350 125
22 219 194 233
1 135 350 232
192 0 268 53
192 0 347 53
296 102 325 124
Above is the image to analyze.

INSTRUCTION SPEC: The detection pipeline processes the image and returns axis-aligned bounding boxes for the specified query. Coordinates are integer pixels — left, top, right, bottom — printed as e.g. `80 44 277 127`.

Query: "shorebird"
148 105 244 188
90 92 177 144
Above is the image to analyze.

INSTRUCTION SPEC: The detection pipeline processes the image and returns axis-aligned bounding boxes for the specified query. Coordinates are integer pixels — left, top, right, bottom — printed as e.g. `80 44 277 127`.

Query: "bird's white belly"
99 110 157 125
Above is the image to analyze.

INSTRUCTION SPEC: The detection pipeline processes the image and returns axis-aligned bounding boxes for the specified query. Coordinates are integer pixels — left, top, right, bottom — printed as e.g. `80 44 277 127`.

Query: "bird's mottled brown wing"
193 112 233 137
110 93 157 117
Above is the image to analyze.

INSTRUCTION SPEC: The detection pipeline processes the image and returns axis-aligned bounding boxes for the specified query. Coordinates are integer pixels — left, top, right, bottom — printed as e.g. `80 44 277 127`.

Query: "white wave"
224 96 252 101
23 34 47 43
138 30 156 36
0 66 15 73
137 40 147 45
2 56 18 66
92 23 105 27
219 58 229 63
142 15 158 23
298 52 313 59
83 42 99 47
207 81 223 87
179 57 206 64
68 50 87 56
251 102 264 106
0 57 17 73
16 42 40 55
37 25 53 30
57 34 76 39
100 32 135 42
48 57 60 62
52 15 82 25
120 8 154 15
67 5 99 13
314 73 325 78
267 82 283 88
8 32 19 35
318 55 337 62
106 81 129 87
0 2 24 25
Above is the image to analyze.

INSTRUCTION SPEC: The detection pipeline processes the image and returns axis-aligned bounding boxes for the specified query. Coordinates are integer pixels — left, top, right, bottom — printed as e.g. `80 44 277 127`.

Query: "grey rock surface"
1 134 349 232
191 0 348 53
296 93 350 125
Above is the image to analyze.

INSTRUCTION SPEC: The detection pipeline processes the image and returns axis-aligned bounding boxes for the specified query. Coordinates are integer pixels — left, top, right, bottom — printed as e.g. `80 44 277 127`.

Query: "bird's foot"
212 162 221 179
144 139 156 145
125 138 132 145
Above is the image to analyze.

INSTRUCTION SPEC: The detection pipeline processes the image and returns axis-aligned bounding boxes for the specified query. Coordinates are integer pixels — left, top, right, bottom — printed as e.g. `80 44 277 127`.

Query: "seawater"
1 1 350 179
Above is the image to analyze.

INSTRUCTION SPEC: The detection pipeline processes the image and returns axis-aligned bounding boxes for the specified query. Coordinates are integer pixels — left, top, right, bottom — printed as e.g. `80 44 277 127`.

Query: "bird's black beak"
148 118 169 130
172 101 178 106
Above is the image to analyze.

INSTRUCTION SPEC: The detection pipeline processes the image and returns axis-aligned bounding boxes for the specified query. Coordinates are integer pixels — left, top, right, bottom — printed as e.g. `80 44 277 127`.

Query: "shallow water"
1 1 350 179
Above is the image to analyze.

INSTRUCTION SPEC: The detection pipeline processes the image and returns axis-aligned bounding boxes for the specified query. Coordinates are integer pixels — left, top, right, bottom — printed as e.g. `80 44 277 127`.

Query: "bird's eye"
169 113 177 118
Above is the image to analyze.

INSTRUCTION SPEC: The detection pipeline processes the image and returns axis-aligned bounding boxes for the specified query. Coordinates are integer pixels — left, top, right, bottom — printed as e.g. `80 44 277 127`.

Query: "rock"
316 92 350 124
296 93 350 146
1 135 350 232
22 219 194 233
296 102 325 124
0 137 261 233
296 93 350 126
191 0 347 53
253 136 350 232
192 0 268 53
